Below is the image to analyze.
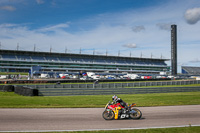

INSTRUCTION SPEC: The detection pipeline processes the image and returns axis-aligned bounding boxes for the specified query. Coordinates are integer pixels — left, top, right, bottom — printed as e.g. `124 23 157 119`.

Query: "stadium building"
0 49 170 76
182 66 200 75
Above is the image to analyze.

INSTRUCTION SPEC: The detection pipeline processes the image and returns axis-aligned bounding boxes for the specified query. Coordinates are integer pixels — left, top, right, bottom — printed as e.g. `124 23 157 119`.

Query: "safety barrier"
29 80 200 96
22 80 200 89
14 86 38 96
0 85 38 96
1 80 200 96
36 86 200 96
0 85 14 92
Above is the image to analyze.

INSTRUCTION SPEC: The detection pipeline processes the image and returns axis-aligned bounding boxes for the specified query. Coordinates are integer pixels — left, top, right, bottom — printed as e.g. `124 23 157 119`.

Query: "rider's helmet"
112 95 118 102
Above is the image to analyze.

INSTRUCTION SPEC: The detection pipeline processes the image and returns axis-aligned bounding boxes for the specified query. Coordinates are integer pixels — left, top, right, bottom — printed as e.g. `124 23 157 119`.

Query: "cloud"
38 23 70 32
1 0 200 68
189 58 200 63
36 0 44 4
156 23 172 31
122 43 137 48
184 7 200 24
0 5 16 11
132 25 145 32
0 23 18 28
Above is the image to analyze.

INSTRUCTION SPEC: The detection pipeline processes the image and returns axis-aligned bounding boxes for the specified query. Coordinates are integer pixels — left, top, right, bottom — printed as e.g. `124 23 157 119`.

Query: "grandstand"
0 49 170 76
182 66 200 75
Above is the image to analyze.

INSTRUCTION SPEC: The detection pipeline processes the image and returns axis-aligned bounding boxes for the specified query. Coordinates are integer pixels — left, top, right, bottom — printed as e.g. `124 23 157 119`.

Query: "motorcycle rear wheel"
102 110 114 120
129 108 142 119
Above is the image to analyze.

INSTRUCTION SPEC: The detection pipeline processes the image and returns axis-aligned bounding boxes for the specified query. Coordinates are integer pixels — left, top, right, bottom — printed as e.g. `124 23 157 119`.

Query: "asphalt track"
0 105 200 132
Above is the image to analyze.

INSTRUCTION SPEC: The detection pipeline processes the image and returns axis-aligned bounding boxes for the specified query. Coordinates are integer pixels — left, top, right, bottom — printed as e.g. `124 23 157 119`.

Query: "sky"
0 0 200 72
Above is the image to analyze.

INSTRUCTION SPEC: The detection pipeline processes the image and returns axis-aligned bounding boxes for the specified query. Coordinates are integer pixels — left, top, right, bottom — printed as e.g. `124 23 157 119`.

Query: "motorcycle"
102 101 142 120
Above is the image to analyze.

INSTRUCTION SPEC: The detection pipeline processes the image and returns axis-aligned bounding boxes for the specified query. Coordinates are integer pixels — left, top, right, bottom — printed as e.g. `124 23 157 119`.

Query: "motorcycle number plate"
120 114 126 119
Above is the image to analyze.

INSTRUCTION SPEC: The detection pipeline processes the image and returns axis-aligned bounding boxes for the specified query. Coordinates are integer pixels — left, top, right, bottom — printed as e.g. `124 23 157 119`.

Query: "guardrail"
21 80 200 89
19 80 200 96
36 86 200 96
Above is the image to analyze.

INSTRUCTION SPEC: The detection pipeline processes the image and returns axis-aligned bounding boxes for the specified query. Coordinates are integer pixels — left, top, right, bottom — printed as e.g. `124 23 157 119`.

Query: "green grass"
65 126 200 133
0 72 28 75
24 126 200 133
0 91 200 108
66 126 200 133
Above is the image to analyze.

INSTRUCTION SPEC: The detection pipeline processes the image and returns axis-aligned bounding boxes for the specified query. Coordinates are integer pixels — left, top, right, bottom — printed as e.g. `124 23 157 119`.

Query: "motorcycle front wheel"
129 108 142 119
102 110 114 120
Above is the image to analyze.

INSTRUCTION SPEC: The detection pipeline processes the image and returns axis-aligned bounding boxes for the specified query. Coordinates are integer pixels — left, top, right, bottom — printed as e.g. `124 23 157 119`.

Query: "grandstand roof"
0 49 169 61
182 66 200 75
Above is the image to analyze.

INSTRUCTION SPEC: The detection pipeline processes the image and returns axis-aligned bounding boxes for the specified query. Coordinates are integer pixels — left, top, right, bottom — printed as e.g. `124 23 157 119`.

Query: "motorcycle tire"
102 110 114 120
129 108 142 119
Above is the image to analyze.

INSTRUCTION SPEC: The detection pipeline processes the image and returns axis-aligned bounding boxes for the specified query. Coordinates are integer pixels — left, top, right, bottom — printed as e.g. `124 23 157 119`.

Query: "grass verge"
25 126 200 133
66 126 200 133
0 91 200 108
0 72 28 75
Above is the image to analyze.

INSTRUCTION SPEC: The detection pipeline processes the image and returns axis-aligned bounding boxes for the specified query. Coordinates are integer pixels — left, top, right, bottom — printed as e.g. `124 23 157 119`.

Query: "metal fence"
37 86 200 96
23 80 200 89
19 80 200 96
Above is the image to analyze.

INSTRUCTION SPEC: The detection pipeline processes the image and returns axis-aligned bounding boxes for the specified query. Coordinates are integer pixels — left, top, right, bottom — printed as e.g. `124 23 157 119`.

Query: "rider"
112 95 128 111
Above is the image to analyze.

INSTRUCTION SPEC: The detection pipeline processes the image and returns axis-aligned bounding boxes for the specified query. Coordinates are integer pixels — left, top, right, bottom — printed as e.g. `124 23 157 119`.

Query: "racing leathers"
114 98 129 112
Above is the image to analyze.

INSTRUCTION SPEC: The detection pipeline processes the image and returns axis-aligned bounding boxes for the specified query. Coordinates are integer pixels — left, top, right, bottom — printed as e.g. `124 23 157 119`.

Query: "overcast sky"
0 0 200 72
